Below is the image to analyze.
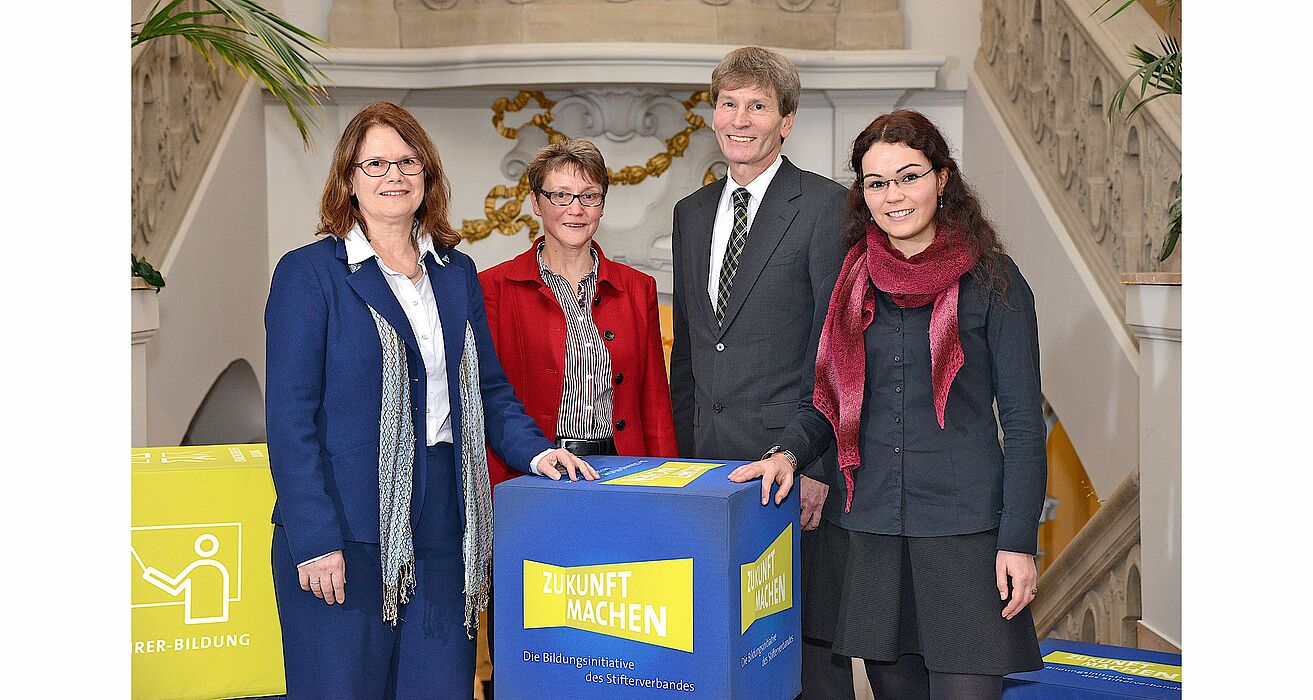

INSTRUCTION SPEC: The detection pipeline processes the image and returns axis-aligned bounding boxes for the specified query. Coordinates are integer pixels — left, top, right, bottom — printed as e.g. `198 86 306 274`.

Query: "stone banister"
975 0 1181 317
132 1 246 265
1034 466 1143 647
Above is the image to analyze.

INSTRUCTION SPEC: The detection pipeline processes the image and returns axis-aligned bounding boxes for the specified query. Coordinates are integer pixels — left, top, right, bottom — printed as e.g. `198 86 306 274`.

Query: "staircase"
131 3 271 448
964 0 1181 650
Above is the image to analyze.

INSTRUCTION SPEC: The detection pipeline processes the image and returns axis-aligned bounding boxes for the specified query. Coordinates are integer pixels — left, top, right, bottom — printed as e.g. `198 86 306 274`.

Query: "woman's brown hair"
318 101 461 248
526 138 610 195
844 110 1009 299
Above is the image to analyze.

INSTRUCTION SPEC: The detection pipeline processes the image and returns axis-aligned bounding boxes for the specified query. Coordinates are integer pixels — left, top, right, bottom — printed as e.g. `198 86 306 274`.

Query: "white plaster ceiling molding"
311 42 945 92
330 0 903 50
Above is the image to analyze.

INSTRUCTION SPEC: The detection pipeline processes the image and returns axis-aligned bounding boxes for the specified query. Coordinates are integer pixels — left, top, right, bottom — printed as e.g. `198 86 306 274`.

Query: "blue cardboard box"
1003 638 1182 698
494 456 801 699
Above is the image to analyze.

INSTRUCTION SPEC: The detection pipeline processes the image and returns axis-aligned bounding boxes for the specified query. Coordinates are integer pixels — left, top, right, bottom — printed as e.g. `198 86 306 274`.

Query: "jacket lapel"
717 159 802 336
508 239 561 306
689 184 719 331
343 255 422 358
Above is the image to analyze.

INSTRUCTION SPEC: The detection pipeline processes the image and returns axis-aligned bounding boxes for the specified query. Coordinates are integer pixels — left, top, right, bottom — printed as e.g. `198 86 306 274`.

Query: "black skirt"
802 518 1043 676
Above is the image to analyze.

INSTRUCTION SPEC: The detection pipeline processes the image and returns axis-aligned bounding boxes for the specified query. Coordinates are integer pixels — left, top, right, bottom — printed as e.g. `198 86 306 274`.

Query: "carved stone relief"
975 0 1181 315
340 0 902 50
1044 545 1142 648
1034 468 1143 648
132 3 246 263
464 87 724 292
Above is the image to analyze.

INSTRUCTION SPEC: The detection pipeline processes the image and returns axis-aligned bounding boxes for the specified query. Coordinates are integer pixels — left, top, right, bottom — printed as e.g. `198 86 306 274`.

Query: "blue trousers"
272 443 475 699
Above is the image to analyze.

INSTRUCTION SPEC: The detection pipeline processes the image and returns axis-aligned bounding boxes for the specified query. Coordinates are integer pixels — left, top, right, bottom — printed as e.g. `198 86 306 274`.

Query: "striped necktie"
715 187 751 326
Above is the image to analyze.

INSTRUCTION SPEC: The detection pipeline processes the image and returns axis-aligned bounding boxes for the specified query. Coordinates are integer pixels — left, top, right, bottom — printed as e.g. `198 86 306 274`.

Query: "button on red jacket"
479 239 678 488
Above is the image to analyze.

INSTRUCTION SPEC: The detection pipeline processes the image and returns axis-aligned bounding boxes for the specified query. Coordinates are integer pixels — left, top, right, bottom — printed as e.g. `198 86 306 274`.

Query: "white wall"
145 84 270 446
963 73 1139 499
901 0 982 91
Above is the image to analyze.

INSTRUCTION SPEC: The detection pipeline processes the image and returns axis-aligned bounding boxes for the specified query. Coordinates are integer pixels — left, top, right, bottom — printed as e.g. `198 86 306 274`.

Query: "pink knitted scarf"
813 224 977 512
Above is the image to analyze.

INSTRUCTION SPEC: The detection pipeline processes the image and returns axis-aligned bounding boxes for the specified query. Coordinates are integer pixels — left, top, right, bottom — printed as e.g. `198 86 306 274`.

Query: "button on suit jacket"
669 156 846 477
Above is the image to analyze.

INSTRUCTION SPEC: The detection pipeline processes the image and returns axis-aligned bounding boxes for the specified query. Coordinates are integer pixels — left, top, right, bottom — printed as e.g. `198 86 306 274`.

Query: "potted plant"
1096 0 1181 261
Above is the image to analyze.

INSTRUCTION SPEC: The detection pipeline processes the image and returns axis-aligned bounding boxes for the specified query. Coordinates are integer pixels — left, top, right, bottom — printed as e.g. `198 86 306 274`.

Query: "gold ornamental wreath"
459 89 713 242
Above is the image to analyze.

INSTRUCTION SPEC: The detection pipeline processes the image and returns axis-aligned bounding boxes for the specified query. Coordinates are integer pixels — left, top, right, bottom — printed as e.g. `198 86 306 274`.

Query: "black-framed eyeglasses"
354 158 424 177
537 189 605 208
862 167 937 194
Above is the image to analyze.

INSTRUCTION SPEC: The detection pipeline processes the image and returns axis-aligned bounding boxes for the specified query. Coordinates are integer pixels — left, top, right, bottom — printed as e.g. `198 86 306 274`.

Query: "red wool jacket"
479 240 678 487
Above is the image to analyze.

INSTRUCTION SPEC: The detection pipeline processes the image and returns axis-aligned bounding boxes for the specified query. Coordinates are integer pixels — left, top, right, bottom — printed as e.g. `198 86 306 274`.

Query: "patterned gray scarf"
458 322 494 638
362 300 416 627
352 261 493 635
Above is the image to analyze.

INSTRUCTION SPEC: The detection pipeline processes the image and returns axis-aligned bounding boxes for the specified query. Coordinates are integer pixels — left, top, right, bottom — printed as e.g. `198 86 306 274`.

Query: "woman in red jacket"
480 138 677 487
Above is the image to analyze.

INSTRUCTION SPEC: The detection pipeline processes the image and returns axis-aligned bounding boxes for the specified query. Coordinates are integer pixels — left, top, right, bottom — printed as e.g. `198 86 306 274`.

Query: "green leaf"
133 0 332 145
132 254 167 291
1106 36 1181 121
1158 180 1181 262
1092 0 1179 23
1090 0 1139 21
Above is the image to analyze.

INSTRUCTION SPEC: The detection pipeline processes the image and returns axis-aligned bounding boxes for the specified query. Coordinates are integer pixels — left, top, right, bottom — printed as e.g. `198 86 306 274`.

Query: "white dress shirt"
344 225 452 446
707 154 785 305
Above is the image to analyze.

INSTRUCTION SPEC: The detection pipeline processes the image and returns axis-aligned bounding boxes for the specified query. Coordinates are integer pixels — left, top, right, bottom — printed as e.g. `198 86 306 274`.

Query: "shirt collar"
724 153 784 206
535 239 598 281
344 223 444 267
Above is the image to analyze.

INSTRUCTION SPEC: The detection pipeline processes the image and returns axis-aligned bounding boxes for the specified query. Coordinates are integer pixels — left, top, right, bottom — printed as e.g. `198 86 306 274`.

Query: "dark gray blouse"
779 254 1047 554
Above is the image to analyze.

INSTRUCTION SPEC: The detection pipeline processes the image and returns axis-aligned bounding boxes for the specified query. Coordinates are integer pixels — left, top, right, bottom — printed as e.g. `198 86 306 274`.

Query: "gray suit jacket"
669 156 846 479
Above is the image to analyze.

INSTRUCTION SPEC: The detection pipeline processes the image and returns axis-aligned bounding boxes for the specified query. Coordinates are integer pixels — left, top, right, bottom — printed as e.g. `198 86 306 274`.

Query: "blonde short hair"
526 138 610 195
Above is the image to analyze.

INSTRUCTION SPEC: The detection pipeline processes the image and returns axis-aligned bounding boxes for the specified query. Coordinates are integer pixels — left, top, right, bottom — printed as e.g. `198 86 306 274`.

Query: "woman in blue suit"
265 101 597 699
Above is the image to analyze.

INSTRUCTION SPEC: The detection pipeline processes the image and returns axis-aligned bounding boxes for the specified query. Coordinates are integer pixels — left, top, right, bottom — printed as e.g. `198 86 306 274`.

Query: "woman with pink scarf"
730 110 1046 700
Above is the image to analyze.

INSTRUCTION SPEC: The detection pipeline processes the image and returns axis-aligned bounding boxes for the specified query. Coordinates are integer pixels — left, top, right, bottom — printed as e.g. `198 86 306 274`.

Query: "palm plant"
1106 33 1181 121
1094 0 1181 261
133 0 331 144
132 0 331 288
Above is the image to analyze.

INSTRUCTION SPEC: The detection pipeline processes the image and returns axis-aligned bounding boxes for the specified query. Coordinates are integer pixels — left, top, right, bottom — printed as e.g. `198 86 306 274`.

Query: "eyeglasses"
354 158 424 177
862 167 937 194
537 190 605 208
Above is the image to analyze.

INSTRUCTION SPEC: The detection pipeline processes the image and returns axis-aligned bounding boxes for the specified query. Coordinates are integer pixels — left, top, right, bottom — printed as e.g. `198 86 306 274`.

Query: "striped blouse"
536 243 615 440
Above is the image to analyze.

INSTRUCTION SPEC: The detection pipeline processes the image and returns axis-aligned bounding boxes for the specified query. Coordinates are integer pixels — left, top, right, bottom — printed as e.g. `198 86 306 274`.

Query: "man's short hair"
710 46 801 116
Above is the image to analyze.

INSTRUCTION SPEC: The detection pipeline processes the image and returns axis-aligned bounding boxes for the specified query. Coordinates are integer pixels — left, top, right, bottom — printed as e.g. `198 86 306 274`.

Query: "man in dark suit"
669 47 855 699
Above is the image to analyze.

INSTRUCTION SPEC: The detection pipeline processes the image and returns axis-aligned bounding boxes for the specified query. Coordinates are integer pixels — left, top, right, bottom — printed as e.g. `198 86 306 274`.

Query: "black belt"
555 436 616 457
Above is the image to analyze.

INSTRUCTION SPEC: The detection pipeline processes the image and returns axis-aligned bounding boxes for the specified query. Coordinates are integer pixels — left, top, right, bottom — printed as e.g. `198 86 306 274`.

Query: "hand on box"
536 448 600 481
727 454 795 506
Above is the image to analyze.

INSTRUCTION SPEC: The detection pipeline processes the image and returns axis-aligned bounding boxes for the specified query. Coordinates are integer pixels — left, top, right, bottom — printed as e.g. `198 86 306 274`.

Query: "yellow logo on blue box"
523 558 694 652
1043 651 1183 682
602 461 725 488
740 524 793 633
495 455 803 698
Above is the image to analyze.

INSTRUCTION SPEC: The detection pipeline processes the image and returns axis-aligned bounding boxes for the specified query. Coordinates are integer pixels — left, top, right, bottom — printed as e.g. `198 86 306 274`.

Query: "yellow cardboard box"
131 444 284 700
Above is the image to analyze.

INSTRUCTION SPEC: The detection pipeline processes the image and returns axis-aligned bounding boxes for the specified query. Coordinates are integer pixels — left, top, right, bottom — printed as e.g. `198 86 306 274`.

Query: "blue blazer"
265 235 553 565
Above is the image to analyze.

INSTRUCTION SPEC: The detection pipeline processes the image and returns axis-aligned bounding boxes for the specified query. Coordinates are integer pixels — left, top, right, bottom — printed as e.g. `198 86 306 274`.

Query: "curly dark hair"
843 110 1009 300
